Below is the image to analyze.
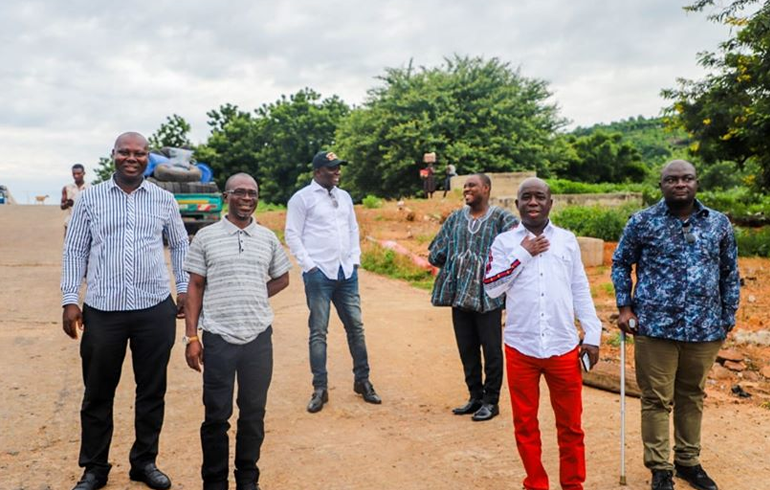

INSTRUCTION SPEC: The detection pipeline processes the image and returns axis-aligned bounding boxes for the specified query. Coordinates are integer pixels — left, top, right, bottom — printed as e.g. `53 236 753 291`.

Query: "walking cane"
620 319 635 486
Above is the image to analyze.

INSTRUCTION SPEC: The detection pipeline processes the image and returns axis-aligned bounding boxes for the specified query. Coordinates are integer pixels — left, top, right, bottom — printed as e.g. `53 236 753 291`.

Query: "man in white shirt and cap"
484 177 601 490
285 151 381 413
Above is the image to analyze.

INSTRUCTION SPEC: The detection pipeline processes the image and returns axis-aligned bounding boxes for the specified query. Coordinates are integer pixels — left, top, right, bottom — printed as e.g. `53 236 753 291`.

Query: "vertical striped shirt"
61 176 189 311
184 217 292 345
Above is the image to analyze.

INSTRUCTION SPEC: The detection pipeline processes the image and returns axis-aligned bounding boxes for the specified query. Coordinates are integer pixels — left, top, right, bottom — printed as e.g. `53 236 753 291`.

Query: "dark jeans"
201 328 273 489
79 296 177 478
451 307 503 405
303 266 370 389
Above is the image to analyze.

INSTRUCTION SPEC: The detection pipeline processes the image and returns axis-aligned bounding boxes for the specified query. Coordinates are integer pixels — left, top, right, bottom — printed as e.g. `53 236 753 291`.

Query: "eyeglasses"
682 223 696 244
328 191 338 208
662 175 696 185
226 189 258 198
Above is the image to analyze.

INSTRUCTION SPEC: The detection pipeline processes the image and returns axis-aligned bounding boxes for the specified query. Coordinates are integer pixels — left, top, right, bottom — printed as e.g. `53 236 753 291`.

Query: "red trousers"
505 345 585 490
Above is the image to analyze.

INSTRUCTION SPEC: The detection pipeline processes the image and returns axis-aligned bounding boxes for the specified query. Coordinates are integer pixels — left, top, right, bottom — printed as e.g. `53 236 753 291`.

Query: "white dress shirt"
484 221 602 359
285 180 361 281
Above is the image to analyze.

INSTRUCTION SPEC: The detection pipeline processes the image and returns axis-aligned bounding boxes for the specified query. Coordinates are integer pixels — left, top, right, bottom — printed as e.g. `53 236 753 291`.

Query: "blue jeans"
303 266 370 389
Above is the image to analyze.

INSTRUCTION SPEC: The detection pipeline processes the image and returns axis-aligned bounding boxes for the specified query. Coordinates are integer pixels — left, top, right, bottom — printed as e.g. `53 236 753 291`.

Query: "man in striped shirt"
183 173 291 490
61 132 189 490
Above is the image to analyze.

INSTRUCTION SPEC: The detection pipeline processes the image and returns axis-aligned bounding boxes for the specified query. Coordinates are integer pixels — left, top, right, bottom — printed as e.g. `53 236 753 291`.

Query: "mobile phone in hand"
580 351 592 372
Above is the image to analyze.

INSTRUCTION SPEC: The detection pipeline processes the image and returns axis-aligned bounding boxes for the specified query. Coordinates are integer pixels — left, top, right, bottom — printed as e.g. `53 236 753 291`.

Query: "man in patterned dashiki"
428 173 517 421
612 160 740 490
184 173 291 490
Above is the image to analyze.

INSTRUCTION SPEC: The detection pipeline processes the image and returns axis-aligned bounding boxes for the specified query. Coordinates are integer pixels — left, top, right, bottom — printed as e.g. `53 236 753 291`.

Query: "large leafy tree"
148 114 192 149
195 90 349 203
662 0 770 190
558 131 648 183
335 55 568 200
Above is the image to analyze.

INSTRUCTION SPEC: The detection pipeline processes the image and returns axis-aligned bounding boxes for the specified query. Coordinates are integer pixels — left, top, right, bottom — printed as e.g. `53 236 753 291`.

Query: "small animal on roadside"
35 195 49 204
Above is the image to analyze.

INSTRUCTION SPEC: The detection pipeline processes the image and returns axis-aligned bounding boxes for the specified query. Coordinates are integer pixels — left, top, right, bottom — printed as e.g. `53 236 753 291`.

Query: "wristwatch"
183 335 199 346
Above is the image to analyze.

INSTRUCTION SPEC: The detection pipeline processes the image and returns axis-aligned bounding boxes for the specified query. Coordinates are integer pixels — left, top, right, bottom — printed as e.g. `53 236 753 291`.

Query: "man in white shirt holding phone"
484 177 601 490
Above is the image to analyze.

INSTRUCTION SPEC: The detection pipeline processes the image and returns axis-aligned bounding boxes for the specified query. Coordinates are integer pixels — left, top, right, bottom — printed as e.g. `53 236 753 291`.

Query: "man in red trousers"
484 178 601 490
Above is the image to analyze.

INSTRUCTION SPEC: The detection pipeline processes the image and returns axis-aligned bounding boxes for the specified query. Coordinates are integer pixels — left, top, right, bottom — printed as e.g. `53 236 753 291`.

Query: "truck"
148 179 223 236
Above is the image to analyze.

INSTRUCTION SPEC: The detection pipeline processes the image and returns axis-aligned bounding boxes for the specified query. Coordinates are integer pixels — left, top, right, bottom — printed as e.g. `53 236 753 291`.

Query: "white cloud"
0 0 735 200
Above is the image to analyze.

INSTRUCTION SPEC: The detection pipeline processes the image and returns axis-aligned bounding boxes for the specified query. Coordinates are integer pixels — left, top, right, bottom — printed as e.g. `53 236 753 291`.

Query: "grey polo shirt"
184 217 292 345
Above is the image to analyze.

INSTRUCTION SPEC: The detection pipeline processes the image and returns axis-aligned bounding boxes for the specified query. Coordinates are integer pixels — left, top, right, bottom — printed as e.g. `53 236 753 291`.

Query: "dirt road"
1 205 768 490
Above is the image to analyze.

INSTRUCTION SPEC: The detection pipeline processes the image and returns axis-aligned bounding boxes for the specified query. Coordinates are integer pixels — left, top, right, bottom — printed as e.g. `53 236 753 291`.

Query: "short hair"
472 172 492 191
225 172 258 191
72 164 85 171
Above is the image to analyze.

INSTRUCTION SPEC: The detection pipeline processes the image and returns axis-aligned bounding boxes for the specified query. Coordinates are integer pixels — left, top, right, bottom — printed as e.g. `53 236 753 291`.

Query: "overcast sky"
0 0 734 203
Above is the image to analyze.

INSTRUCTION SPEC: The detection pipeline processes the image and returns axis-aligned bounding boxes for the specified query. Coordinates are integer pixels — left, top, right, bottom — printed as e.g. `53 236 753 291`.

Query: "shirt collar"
515 219 554 237
108 174 149 194
222 216 258 236
658 198 710 218
310 179 336 194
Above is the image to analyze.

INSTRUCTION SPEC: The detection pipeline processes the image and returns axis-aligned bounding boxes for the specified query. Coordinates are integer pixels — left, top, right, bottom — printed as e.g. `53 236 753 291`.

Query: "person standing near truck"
184 172 291 490
61 132 188 490
61 163 89 235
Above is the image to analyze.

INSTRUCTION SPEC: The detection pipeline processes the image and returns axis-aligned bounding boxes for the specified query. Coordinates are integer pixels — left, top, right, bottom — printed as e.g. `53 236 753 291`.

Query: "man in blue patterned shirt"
611 160 739 490
429 173 517 421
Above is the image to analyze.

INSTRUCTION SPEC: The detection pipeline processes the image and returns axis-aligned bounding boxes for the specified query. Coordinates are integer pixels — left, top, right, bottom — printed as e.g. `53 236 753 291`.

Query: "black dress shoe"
471 403 499 421
651 469 674 490
675 463 718 490
129 462 172 489
307 388 329 413
353 380 382 404
236 482 260 490
452 399 483 415
72 471 107 490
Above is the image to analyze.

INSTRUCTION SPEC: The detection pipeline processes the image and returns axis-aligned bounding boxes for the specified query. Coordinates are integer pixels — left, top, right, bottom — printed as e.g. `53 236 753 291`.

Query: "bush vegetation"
552 203 640 242
360 243 435 290
735 227 770 257
362 195 383 209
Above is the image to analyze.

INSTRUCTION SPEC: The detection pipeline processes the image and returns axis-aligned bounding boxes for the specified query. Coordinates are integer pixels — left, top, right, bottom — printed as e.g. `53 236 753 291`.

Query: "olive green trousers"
634 335 723 471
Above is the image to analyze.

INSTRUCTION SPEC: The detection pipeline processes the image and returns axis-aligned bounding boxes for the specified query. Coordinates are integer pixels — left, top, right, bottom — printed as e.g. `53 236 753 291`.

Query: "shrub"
545 178 647 195
735 226 770 257
362 194 383 209
552 203 640 241
360 243 434 289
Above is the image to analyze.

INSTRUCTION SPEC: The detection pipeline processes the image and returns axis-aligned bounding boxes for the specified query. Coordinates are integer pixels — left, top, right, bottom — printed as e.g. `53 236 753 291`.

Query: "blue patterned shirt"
61 176 189 311
429 206 518 312
611 199 739 342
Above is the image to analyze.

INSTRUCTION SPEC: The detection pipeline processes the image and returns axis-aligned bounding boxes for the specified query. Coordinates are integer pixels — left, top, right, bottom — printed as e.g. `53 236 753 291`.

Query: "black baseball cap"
312 151 348 169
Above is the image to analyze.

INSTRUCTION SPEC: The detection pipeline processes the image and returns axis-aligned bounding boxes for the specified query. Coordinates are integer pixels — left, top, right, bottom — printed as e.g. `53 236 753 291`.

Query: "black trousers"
451 307 503 405
79 296 177 477
201 328 273 489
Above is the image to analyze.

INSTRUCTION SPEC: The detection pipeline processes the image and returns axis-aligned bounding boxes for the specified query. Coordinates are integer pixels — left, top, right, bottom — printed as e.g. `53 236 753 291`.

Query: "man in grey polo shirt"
183 173 291 490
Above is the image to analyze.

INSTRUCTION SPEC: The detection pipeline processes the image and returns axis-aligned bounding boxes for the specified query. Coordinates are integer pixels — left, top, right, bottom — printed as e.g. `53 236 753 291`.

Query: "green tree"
663 0 770 190
148 114 192 149
195 90 349 203
335 55 568 200
253 89 349 203
558 131 648 183
92 156 114 184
